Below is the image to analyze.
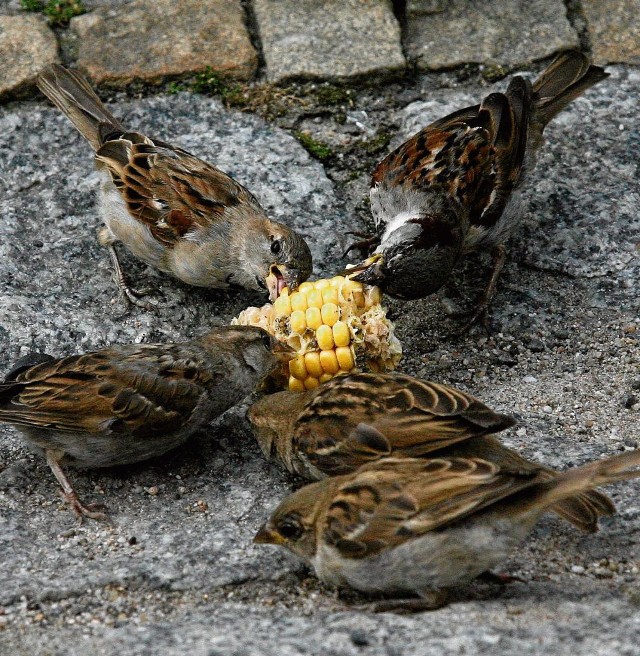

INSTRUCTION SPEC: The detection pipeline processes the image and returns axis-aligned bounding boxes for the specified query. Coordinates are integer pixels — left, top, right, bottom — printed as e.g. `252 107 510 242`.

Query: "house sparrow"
0 326 291 520
343 51 608 331
248 372 613 533
36 64 312 307
255 451 640 612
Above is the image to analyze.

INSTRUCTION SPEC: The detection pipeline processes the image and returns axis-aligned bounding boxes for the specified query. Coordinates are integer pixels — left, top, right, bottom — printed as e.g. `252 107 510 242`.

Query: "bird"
255 450 640 613
0 326 292 520
36 64 312 308
342 51 608 331
248 372 614 533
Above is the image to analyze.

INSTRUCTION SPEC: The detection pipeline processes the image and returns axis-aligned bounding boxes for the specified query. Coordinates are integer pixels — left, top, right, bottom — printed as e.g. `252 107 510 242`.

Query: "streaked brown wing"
0 347 215 437
322 457 542 559
295 373 515 474
95 131 264 247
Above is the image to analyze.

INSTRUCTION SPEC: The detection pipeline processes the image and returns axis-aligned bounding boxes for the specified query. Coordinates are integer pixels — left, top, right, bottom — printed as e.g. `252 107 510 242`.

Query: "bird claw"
342 231 380 259
449 305 491 338
60 490 109 523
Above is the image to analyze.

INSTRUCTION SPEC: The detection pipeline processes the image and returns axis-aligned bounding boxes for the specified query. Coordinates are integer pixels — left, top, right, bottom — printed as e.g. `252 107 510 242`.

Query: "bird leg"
452 244 507 336
45 450 108 522
99 229 157 310
356 590 448 614
342 231 380 259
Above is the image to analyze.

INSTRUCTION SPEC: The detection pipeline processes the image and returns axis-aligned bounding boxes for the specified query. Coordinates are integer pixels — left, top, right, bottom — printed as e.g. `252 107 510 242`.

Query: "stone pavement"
0 1 639 655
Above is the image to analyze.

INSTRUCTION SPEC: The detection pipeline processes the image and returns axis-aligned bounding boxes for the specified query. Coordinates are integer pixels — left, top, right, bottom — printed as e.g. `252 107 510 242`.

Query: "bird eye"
278 519 303 541
261 331 273 350
270 240 282 255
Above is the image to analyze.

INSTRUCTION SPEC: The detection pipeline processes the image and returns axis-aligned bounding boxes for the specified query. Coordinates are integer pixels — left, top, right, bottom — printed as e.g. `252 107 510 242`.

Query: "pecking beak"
337 254 385 285
266 264 306 301
253 524 286 545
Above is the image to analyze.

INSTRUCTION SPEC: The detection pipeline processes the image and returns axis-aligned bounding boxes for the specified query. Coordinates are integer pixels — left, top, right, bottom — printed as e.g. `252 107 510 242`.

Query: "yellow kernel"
321 287 339 304
273 294 292 315
320 302 339 326
306 289 323 309
336 346 355 371
290 293 308 312
319 349 339 374
297 282 314 294
304 377 320 390
353 291 365 308
289 376 306 392
329 276 345 288
332 321 351 347
306 306 322 330
289 355 307 380
314 279 330 290
319 373 333 384
304 352 324 378
316 324 335 350
290 310 307 334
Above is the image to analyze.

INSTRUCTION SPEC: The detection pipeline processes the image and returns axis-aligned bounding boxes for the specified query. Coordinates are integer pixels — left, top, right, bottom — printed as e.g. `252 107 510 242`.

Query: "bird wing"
95 131 266 247
371 82 531 234
295 373 515 475
0 346 218 437
322 457 542 559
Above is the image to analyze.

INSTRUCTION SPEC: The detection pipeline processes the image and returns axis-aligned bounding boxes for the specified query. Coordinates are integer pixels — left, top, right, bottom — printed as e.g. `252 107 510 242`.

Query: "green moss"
167 81 186 95
314 84 354 106
293 131 334 163
190 67 249 107
20 0 44 11
360 131 393 155
481 64 509 82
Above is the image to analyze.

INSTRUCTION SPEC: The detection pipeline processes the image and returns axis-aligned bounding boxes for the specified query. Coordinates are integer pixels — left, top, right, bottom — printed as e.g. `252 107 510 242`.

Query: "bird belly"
314 517 529 594
98 178 169 272
463 191 523 253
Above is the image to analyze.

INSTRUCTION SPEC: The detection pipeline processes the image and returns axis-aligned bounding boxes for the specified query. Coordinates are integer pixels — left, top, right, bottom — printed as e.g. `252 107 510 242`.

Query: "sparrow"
255 451 640 612
248 372 614 533
343 51 608 331
0 326 291 520
36 64 312 307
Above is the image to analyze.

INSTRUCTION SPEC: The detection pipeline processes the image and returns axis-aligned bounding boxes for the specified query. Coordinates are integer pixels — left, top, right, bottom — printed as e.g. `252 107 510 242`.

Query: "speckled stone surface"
254 0 406 82
0 14 58 100
1 71 639 655
70 0 258 85
405 0 579 70
582 0 640 65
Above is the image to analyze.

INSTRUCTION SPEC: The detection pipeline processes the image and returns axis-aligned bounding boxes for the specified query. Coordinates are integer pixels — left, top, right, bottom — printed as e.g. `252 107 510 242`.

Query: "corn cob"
233 276 402 391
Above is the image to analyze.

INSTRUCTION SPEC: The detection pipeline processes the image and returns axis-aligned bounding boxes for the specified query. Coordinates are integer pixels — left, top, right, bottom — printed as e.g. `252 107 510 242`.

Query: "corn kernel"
305 307 322 330
304 377 320 390
319 373 333 384
316 324 334 350
289 355 307 380
319 349 339 374
369 287 382 305
290 293 308 312
304 352 324 378
298 282 314 294
353 291 365 308
336 346 355 371
333 321 351 347
289 376 306 392
321 287 339 304
273 294 292 316
314 279 330 290
329 276 345 288
290 310 307 334
320 302 339 326
306 289 323 309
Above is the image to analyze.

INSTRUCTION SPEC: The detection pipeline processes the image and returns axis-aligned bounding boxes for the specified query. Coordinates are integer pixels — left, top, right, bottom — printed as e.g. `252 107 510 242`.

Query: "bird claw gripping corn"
232 276 402 391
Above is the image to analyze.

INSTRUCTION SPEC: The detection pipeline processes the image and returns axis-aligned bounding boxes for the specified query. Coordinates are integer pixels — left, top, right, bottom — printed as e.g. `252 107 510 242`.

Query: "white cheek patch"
381 211 419 242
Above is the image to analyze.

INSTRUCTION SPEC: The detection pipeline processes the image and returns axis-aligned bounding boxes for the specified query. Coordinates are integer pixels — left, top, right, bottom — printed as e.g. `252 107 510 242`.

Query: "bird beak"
272 339 295 364
254 524 286 545
266 264 306 301
337 254 385 285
